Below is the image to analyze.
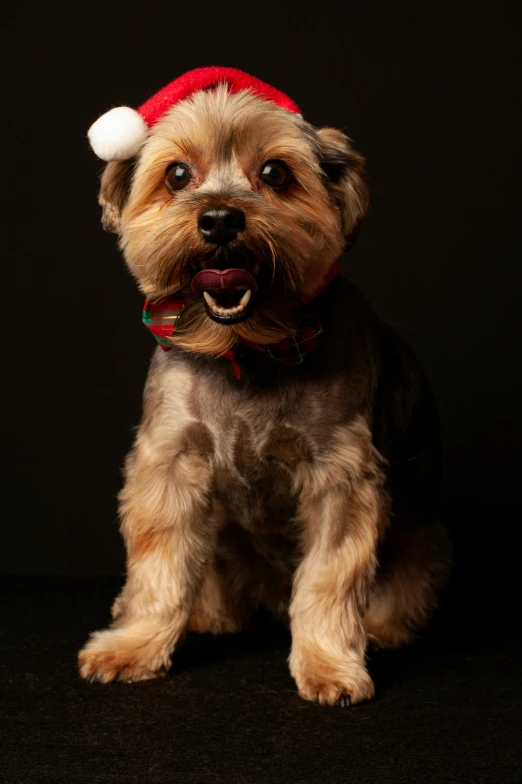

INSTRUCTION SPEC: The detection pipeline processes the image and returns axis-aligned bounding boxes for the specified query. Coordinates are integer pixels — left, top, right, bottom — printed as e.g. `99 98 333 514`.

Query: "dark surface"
1 575 520 784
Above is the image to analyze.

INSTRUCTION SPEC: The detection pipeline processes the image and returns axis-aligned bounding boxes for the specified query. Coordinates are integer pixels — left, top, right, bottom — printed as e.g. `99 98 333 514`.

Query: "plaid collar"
142 260 340 379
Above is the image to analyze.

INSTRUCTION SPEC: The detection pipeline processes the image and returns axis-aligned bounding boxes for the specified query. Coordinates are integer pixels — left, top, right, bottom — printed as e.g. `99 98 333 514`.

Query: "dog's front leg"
289 422 388 705
79 420 218 684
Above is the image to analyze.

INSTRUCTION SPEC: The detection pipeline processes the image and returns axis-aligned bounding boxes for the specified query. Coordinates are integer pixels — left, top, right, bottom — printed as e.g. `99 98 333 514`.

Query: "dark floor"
1 574 520 784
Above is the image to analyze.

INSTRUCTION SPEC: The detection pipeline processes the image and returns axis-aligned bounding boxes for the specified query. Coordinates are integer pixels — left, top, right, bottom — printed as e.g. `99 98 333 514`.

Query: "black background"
3 0 520 583
1 3 521 783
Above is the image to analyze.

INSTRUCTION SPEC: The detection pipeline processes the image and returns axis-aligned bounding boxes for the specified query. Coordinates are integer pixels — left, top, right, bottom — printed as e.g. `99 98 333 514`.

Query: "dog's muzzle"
191 268 257 324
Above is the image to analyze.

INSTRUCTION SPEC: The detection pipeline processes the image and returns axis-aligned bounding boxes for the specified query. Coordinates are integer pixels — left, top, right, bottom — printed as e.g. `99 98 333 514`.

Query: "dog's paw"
290 647 375 706
78 626 171 684
295 667 375 706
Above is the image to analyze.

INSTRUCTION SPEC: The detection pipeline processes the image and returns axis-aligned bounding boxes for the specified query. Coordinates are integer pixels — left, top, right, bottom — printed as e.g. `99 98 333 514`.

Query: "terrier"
79 67 451 705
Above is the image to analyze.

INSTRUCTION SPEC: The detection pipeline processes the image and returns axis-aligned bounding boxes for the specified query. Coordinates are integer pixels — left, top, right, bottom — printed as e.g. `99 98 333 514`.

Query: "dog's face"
99 86 369 356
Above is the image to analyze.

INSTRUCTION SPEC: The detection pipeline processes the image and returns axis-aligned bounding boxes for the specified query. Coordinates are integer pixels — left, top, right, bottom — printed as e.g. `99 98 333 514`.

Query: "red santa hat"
88 67 301 162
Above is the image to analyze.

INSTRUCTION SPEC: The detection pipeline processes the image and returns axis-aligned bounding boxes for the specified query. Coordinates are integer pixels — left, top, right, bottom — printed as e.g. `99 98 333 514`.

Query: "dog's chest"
198 381 318 533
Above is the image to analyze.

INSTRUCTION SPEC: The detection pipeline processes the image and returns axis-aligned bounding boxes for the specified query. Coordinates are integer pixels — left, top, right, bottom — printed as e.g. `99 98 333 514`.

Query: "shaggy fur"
79 87 451 705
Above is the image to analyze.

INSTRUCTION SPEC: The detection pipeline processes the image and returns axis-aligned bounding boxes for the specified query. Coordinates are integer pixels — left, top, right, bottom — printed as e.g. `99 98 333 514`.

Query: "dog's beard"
125 213 337 356
169 280 300 356
127 209 330 357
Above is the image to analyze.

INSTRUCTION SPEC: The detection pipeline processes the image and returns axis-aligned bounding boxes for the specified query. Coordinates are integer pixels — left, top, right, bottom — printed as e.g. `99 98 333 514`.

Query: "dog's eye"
165 163 192 193
260 160 290 188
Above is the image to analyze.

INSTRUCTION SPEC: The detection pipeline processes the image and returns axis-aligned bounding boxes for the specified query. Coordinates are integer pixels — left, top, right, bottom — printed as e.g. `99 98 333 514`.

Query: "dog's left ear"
317 128 369 246
98 159 135 233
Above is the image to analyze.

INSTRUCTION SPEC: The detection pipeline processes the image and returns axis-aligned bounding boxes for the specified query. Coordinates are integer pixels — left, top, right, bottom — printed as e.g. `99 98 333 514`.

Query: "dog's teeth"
203 288 252 316
203 291 217 308
239 289 252 307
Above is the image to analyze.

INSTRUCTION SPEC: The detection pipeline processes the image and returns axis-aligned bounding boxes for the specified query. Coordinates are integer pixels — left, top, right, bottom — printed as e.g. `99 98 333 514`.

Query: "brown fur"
100 87 367 357
79 87 451 705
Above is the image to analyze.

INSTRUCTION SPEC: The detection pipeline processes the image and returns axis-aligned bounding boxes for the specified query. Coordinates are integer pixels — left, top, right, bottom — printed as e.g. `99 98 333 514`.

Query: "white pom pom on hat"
87 67 302 162
88 106 148 162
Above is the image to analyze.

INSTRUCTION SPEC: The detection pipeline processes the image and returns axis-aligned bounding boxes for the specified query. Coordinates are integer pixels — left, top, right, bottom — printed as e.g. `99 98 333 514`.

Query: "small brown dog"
79 67 451 705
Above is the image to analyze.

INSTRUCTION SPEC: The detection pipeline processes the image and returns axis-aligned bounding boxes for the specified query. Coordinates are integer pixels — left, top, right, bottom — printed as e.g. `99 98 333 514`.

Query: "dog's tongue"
191 268 257 294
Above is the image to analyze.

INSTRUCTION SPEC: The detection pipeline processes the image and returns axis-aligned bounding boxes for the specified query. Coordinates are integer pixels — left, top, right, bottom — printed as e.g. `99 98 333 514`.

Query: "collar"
142 260 341 379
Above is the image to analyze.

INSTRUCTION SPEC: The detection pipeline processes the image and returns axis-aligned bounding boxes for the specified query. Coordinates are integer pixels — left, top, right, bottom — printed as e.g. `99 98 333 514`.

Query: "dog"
78 67 451 705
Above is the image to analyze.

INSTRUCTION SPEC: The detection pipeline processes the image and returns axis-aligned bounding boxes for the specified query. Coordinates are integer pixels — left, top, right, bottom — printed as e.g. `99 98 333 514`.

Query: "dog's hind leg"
363 517 452 649
188 556 251 635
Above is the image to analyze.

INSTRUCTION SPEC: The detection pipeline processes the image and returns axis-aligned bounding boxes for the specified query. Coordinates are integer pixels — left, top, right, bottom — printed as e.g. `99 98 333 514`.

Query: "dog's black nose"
198 206 245 245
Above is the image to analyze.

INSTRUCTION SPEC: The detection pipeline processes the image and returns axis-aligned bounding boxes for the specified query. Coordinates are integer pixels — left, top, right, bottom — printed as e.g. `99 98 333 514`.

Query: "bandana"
142 260 341 379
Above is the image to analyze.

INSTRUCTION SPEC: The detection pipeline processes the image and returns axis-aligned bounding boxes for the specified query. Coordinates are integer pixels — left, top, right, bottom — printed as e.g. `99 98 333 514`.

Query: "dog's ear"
98 159 135 233
316 128 369 247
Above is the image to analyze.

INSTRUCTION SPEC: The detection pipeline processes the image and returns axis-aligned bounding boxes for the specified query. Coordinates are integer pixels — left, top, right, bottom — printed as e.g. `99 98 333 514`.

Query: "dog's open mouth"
191 268 257 324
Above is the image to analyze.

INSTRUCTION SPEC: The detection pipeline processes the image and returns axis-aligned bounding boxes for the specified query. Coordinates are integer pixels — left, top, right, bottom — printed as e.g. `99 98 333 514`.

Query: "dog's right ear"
98 159 135 233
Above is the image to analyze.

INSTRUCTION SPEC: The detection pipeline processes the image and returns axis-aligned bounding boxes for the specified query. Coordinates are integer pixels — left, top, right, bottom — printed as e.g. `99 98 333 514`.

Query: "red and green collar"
142 260 341 379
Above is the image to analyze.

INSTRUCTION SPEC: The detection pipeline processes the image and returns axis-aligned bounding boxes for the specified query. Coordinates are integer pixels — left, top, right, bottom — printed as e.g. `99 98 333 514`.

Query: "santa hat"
88 67 301 162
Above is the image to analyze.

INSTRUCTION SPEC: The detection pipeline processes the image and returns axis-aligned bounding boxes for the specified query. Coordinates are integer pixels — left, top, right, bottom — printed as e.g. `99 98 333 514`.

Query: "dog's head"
92 72 369 356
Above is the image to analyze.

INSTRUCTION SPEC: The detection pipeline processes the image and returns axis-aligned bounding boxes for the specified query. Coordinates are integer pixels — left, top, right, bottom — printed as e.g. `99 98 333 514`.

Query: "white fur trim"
88 106 148 161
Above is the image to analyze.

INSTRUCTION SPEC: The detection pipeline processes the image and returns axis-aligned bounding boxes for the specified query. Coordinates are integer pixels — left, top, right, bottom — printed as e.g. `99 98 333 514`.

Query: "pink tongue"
191 268 257 294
